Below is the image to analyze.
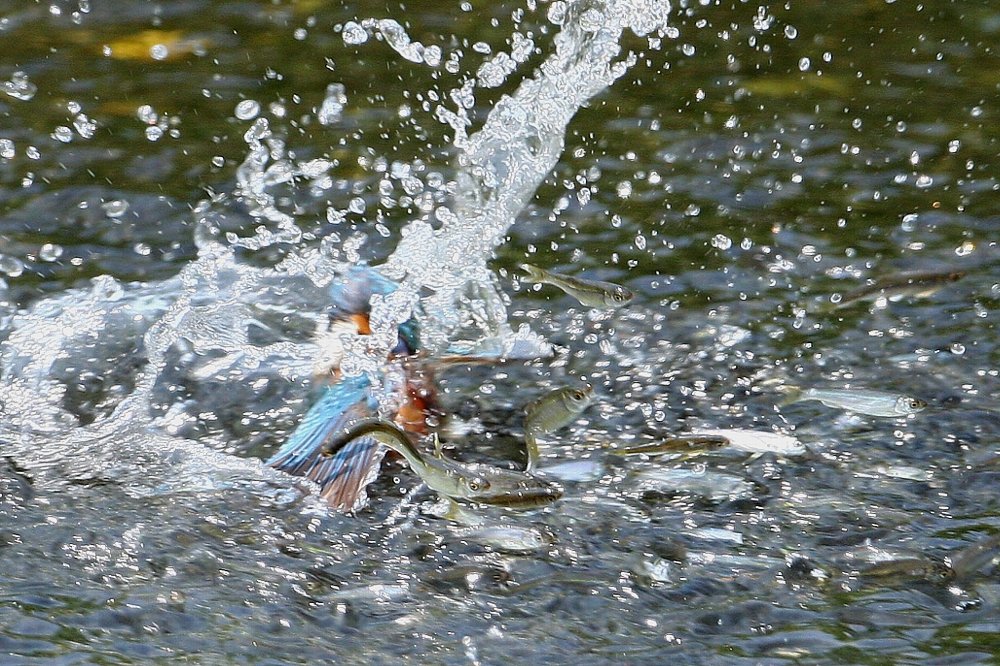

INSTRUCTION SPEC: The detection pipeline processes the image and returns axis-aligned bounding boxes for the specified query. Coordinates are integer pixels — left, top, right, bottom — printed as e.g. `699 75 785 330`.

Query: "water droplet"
25 146 40 159
950 343 965 355
2 71 37 101
681 43 696 56
211 155 225 167
52 126 73 143
145 126 163 141
0 139 14 159
342 21 369 45
137 104 158 123
235 99 260 121
102 199 129 218
39 243 63 262
711 234 732 250
326 208 345 225
798 57 810 72
348 197 366 214
422 45 442 67
149 43 169 61
784 25 798 39
73 113 97 138
0 254 24 277
547 1 572 27
318 83 346 126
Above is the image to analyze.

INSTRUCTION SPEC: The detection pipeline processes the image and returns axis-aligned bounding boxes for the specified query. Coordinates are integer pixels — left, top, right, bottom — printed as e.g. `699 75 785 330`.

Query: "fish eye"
909 399 926 410
570 389 589 401
613 291 628 302
466 477 490 492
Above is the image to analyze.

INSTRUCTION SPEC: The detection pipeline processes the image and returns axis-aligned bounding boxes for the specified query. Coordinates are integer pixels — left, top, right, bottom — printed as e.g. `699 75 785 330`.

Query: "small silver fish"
523 384 595 471
617 434 730 457
521 264 633 309
832 269 965 308
781 387 927 418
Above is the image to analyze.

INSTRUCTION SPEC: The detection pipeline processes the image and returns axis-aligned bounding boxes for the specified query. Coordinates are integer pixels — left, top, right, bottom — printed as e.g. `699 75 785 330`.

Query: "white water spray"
0 0 671 498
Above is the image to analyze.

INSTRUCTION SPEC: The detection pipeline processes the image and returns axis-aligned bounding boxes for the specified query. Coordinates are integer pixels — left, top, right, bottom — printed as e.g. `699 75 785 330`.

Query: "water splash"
0 0 671 500
383 0 670 355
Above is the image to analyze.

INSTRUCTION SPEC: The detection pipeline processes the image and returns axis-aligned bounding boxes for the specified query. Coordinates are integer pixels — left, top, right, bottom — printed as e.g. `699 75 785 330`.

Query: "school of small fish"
272 262 982 578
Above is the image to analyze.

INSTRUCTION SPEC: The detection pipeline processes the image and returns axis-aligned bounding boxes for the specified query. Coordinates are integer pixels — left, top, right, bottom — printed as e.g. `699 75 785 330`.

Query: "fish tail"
524 432 540 472
520 264 547 284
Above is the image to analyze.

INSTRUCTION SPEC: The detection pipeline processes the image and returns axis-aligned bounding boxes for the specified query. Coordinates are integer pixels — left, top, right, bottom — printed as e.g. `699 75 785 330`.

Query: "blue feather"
269 265 425 511
268 374 387 511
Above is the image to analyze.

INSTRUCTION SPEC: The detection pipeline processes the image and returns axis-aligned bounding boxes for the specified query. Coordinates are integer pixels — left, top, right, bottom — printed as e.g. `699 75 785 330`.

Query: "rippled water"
2 1 1000 663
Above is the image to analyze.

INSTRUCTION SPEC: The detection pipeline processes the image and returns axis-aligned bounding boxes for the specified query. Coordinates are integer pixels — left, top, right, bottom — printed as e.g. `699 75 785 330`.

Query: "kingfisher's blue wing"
267 374 387 511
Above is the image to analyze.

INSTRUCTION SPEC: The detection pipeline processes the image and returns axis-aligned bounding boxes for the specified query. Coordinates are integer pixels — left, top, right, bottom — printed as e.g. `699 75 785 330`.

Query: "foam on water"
0 0 671 500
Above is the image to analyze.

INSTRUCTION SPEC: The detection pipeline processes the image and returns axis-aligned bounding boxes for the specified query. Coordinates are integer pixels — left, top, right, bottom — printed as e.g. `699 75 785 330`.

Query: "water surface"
2 1 999 663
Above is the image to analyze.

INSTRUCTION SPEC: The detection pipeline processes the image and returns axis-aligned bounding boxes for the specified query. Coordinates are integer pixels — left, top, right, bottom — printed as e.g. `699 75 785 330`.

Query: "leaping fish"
520 264 633 309
523 384 595 471
830 268 965 309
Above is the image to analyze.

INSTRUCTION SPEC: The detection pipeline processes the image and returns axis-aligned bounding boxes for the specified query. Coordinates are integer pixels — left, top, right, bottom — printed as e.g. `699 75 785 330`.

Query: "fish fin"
524 432 540 472
520 264 546 284
268 375 387 511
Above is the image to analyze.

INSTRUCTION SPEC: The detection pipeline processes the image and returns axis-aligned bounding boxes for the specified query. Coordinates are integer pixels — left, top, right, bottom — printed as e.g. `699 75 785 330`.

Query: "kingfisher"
266 265 438 511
